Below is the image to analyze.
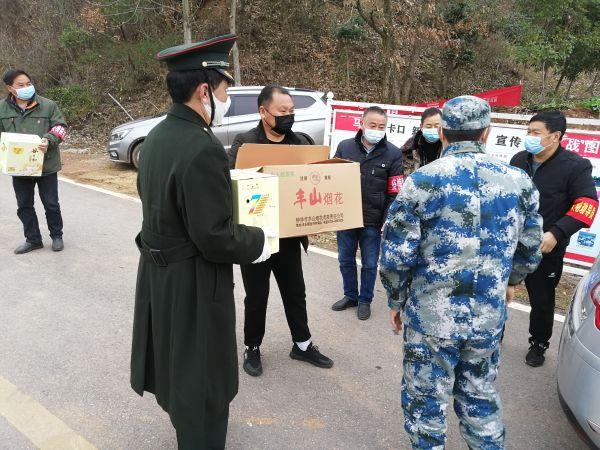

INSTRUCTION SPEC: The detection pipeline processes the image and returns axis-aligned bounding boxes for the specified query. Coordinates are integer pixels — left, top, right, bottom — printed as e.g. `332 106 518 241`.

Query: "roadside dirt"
61 152 138 197
59 151 580 314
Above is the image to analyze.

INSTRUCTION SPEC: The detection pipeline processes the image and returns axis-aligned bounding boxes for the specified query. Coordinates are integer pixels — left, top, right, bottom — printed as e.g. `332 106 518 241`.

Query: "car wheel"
131 141 143 170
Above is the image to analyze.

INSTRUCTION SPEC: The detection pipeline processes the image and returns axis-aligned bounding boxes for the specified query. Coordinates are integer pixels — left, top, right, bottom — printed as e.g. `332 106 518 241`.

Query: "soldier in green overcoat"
130 34 271 449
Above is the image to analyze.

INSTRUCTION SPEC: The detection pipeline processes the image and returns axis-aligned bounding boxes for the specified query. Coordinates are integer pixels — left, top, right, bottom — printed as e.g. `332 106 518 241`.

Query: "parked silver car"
557 255 600 448
106 86 329 168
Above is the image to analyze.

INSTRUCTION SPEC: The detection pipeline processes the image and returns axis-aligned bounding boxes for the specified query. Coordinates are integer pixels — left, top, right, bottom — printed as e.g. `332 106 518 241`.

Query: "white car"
106 86 330 169
557 255 600 448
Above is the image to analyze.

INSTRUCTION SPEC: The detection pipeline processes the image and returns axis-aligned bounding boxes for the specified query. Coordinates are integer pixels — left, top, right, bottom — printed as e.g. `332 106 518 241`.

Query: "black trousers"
241 238 311 347
175 403 229 450
12 173 63 244
525 251 564 345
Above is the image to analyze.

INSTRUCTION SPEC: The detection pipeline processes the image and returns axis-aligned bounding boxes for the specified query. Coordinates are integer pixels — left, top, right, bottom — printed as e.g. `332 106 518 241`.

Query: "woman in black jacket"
401 107 442 175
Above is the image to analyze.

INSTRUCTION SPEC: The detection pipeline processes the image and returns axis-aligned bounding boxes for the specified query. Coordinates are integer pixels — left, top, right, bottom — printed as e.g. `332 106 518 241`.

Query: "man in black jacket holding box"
510 111 598 367
229 85 333 377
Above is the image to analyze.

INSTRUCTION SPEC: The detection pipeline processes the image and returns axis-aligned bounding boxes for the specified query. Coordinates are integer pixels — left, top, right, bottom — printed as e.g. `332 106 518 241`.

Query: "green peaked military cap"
156 33 237 82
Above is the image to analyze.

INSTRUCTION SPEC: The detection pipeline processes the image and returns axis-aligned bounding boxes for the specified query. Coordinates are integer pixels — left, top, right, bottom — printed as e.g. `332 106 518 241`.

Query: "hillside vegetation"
1 0 598 135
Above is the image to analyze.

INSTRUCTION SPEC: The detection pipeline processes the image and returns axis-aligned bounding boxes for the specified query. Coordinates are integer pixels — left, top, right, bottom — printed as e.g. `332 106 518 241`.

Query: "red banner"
562 132 600 158
412 85 523 108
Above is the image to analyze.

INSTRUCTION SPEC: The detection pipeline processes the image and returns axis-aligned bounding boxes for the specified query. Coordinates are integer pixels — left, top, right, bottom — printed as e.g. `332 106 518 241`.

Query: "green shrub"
45 85 97 122
77 50 101 67
579 97 600 112
527 97 576 111
58 24 90 51
335 17 366 41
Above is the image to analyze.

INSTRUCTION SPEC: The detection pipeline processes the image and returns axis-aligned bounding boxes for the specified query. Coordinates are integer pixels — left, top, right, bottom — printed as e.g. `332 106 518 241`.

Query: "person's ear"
555 131 562 144
440 128 448 148
481 127 491 145
194 82 210 104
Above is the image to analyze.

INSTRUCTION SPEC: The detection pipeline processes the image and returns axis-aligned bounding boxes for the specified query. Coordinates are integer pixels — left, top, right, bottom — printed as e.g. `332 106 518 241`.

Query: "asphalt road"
0 174 590 449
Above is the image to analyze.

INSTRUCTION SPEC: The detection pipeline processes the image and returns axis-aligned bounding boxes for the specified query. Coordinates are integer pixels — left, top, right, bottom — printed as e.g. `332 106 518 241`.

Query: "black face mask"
268 112 295 135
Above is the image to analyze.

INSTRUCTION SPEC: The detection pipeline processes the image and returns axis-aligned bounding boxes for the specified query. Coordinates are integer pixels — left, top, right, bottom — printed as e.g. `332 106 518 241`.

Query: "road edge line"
308 246 566 323
58 176 141 203
55 175 567 324
0 375 97 449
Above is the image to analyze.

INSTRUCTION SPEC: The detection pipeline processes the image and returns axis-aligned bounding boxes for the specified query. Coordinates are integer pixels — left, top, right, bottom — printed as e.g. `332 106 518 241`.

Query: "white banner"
328 102 600 267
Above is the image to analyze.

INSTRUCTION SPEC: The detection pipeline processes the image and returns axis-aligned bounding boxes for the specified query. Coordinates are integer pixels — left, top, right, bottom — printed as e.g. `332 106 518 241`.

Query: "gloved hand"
252 227 278 264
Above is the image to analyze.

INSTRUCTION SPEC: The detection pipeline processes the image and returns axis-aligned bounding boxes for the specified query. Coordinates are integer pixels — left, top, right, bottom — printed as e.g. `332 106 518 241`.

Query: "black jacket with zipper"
510 146 597 257
335 130 404 227
228 121 314 251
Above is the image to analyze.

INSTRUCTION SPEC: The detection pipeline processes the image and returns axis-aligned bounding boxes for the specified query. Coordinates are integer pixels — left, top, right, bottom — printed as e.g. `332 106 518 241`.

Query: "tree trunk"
554 72 565 95
182 0 192 44
554 58 571 95
588 71 599 95
381 35 394 101
229 0 241 85
345 45 350 87
400 2 425 104
565 78 575 99
540 60 547 104
401 37 421 103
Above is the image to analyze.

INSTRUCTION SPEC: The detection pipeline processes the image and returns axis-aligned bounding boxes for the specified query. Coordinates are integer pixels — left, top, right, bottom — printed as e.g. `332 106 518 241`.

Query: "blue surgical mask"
524 135 549 155
14 85 35 101
363 128 386 145
422 128 440 143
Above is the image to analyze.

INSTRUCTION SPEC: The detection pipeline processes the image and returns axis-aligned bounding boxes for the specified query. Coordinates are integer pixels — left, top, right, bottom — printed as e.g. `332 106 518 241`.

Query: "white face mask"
203 93 231 126
363 128 386 145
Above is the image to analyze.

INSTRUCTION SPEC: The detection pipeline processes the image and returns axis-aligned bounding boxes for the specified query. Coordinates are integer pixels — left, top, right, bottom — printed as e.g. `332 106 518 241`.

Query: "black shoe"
331 296 358 311
243 346 262 377
525 339 548 367
51 237 64 252
14 241 43 255
290 342 333 368
357 303 371 320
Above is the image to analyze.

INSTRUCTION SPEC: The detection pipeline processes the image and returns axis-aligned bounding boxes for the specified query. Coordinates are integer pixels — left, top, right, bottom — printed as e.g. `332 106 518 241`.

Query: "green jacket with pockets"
0 95 67 175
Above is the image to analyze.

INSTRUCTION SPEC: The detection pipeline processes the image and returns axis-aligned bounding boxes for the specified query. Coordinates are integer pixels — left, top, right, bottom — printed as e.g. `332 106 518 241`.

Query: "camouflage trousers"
402 326 505 450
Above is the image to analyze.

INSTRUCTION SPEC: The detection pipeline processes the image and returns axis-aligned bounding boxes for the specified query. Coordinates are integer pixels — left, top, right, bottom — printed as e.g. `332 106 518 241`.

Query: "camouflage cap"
156 34 237 82
441 95 491 130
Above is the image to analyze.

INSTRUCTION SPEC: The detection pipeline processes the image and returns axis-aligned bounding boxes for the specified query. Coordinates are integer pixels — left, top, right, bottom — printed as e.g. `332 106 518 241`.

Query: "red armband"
566 197 599 226
387 175 405 194
49 125 67 141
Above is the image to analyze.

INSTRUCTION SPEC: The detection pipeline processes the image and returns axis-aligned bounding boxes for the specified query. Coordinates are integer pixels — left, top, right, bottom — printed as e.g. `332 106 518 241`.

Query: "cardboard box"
235 144 363 238
0 132 44 177
231 169 280 253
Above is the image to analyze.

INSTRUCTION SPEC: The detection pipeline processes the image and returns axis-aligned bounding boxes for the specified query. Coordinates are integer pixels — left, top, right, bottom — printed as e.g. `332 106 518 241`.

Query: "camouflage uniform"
380 96 543 449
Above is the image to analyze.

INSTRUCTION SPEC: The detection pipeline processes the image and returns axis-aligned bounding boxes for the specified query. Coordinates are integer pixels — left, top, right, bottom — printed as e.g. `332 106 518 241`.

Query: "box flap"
230 168 276 180
235 144 330 169
309 157 354 165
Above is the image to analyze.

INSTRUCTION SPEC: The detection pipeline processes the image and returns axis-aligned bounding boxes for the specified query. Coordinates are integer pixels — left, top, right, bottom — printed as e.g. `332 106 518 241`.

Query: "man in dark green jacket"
1 69 67 254
130 35 270 449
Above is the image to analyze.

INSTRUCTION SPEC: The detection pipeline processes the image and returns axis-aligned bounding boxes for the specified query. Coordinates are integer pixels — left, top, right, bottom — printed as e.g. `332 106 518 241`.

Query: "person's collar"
363 141 376 153
441 140 486 157
257 120 283 143
8 94 38 111
255 120 269 143
532 143 560 164
169 102 210 127
528 144 562 165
